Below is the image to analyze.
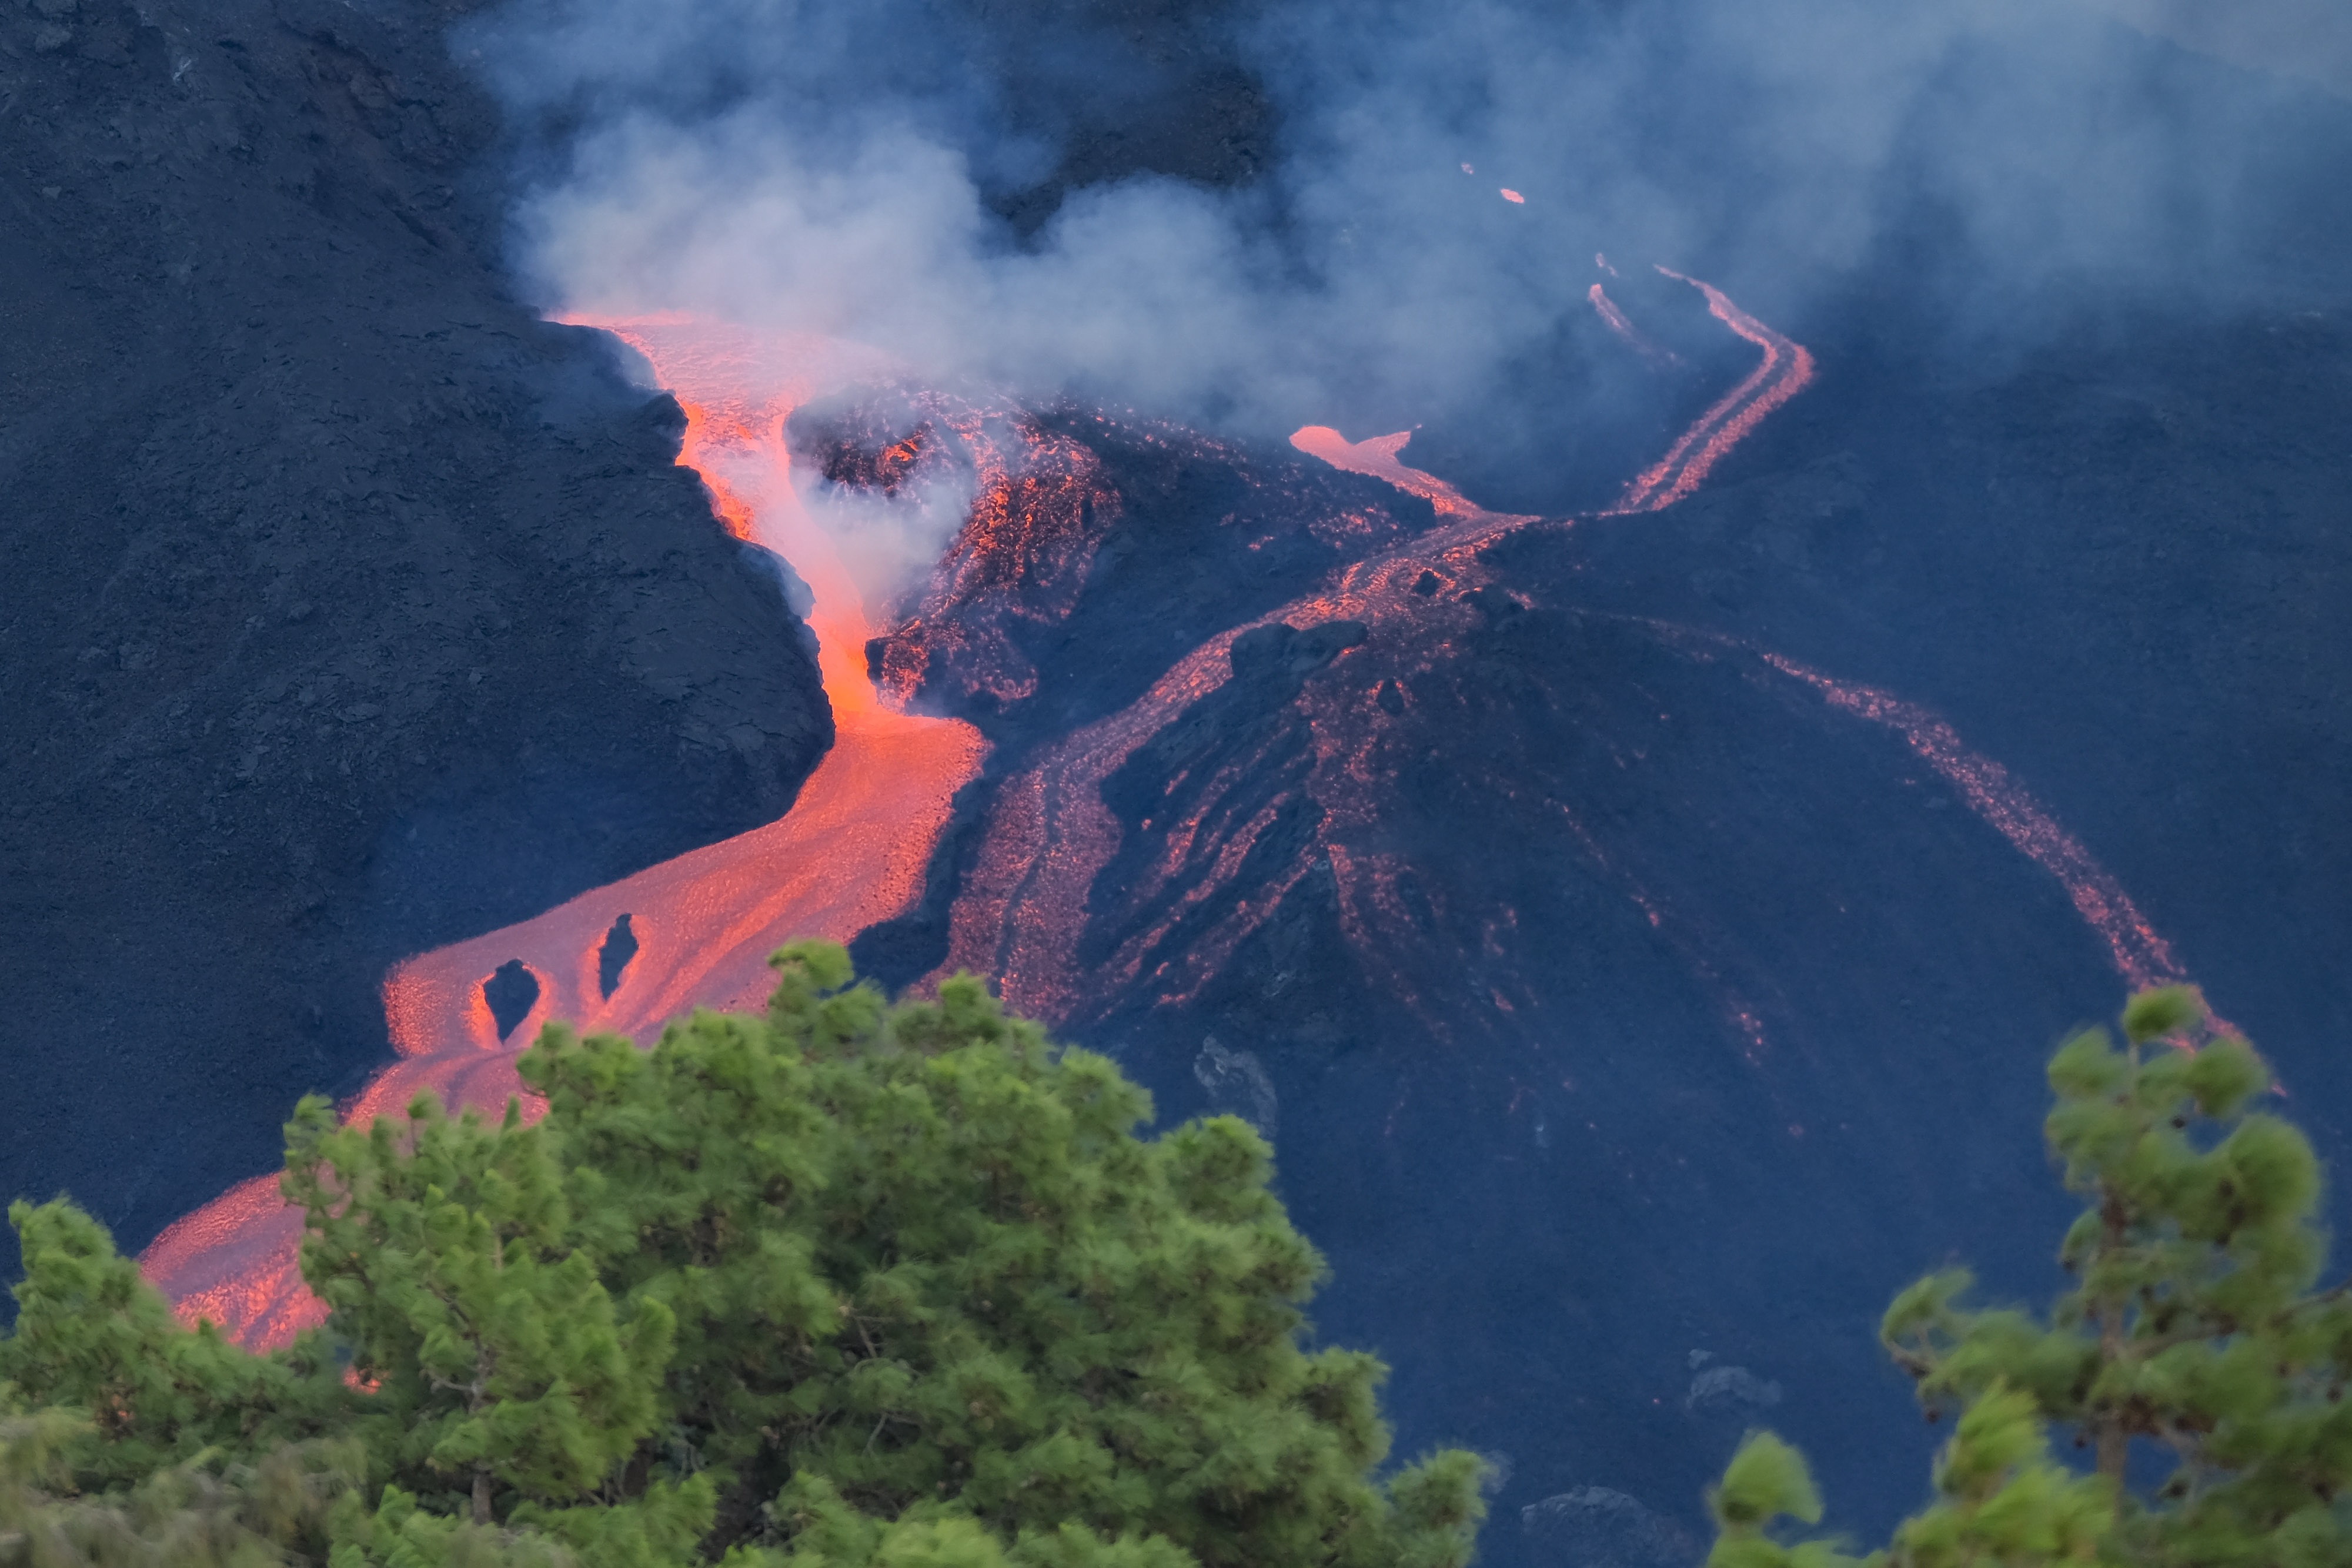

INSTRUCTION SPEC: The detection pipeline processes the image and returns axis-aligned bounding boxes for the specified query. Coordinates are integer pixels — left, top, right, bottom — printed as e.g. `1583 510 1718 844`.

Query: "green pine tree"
280 1091 678 1531
1709 986 2352 1567
0 943 1486 1568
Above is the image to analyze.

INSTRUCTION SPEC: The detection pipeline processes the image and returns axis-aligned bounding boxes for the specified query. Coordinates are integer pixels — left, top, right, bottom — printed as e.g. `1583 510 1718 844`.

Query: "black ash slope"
0 0 829 1265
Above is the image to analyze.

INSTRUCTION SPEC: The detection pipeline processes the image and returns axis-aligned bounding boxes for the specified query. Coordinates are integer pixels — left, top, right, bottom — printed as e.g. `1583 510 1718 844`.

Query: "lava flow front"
140 320 986 1349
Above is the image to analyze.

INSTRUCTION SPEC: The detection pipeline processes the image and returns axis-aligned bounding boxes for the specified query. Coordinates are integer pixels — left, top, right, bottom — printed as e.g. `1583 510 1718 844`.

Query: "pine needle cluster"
0 944 1485 1568
1707 987 2352 1568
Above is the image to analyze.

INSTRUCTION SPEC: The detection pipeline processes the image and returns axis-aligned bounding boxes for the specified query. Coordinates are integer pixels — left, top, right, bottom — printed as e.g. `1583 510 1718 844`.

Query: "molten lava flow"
1611 269 1815 513
870 402 1122 711
142 319 985 1350
1288 427 1517 522
1757 654 2189 995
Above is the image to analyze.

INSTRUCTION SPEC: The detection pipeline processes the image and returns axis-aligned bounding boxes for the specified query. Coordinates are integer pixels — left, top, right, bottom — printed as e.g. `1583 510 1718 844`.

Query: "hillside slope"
0 0 830 1259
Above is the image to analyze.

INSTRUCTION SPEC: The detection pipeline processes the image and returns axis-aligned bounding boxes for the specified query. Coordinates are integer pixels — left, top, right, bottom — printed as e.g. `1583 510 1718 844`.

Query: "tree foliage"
0 944 1484 1568
1711 987 2352 1567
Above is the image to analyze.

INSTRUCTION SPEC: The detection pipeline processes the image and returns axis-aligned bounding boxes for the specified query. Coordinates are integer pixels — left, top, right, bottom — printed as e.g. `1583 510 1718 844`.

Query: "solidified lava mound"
0 0 829 1265
844 290 2352 1559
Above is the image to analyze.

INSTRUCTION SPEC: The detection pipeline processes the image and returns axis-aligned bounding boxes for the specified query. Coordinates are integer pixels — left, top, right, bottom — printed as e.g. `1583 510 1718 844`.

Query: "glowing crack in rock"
142 319 986 1349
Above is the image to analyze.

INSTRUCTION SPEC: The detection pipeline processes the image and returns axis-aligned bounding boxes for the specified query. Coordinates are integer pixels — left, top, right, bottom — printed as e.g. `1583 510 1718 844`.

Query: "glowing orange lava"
142 319 985 1349
1612 269 1814 513
1289 427 1519 523
871 404 1121 711
1757 654 2189 995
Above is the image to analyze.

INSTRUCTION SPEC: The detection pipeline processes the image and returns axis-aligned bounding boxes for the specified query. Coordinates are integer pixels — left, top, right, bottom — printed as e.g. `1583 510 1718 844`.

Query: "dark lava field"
5 1 2352 1564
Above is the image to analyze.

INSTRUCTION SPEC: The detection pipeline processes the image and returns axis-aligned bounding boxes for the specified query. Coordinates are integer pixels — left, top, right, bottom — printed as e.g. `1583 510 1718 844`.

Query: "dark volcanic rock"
841 275 2352 1560
0 0 829 1258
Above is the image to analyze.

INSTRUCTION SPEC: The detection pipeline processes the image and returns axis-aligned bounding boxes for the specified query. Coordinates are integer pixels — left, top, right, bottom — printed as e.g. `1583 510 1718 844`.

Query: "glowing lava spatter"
142 320 985 1350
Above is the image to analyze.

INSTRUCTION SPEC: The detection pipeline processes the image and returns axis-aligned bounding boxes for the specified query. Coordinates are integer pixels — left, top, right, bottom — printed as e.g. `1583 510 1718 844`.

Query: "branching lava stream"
140 320 985 1348
141 270 2213 1350
936 271 2203 1050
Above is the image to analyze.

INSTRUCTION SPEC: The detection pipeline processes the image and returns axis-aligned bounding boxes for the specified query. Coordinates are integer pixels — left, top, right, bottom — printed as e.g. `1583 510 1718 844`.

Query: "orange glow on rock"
871 403 1120 712
142 319 984 1349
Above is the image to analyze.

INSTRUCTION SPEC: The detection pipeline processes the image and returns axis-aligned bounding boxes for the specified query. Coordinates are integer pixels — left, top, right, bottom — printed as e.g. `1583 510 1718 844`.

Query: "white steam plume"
476 0 2352 440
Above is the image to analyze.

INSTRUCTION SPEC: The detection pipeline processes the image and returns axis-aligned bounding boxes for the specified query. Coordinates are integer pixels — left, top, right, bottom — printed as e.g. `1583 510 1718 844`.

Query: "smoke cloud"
467 0 2352 449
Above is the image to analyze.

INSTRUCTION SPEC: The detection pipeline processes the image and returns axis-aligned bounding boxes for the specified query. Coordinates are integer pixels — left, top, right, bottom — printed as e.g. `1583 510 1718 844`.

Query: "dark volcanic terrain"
836 269 2352 1560
5 0 2352 1563
0 0 830 1265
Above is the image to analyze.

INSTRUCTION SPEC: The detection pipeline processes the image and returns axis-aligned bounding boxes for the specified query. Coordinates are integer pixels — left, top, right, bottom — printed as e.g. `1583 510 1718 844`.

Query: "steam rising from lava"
476 0 2346 439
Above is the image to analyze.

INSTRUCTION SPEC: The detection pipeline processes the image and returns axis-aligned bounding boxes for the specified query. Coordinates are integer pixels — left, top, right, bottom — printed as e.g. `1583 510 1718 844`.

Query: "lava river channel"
140 319 987 1349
